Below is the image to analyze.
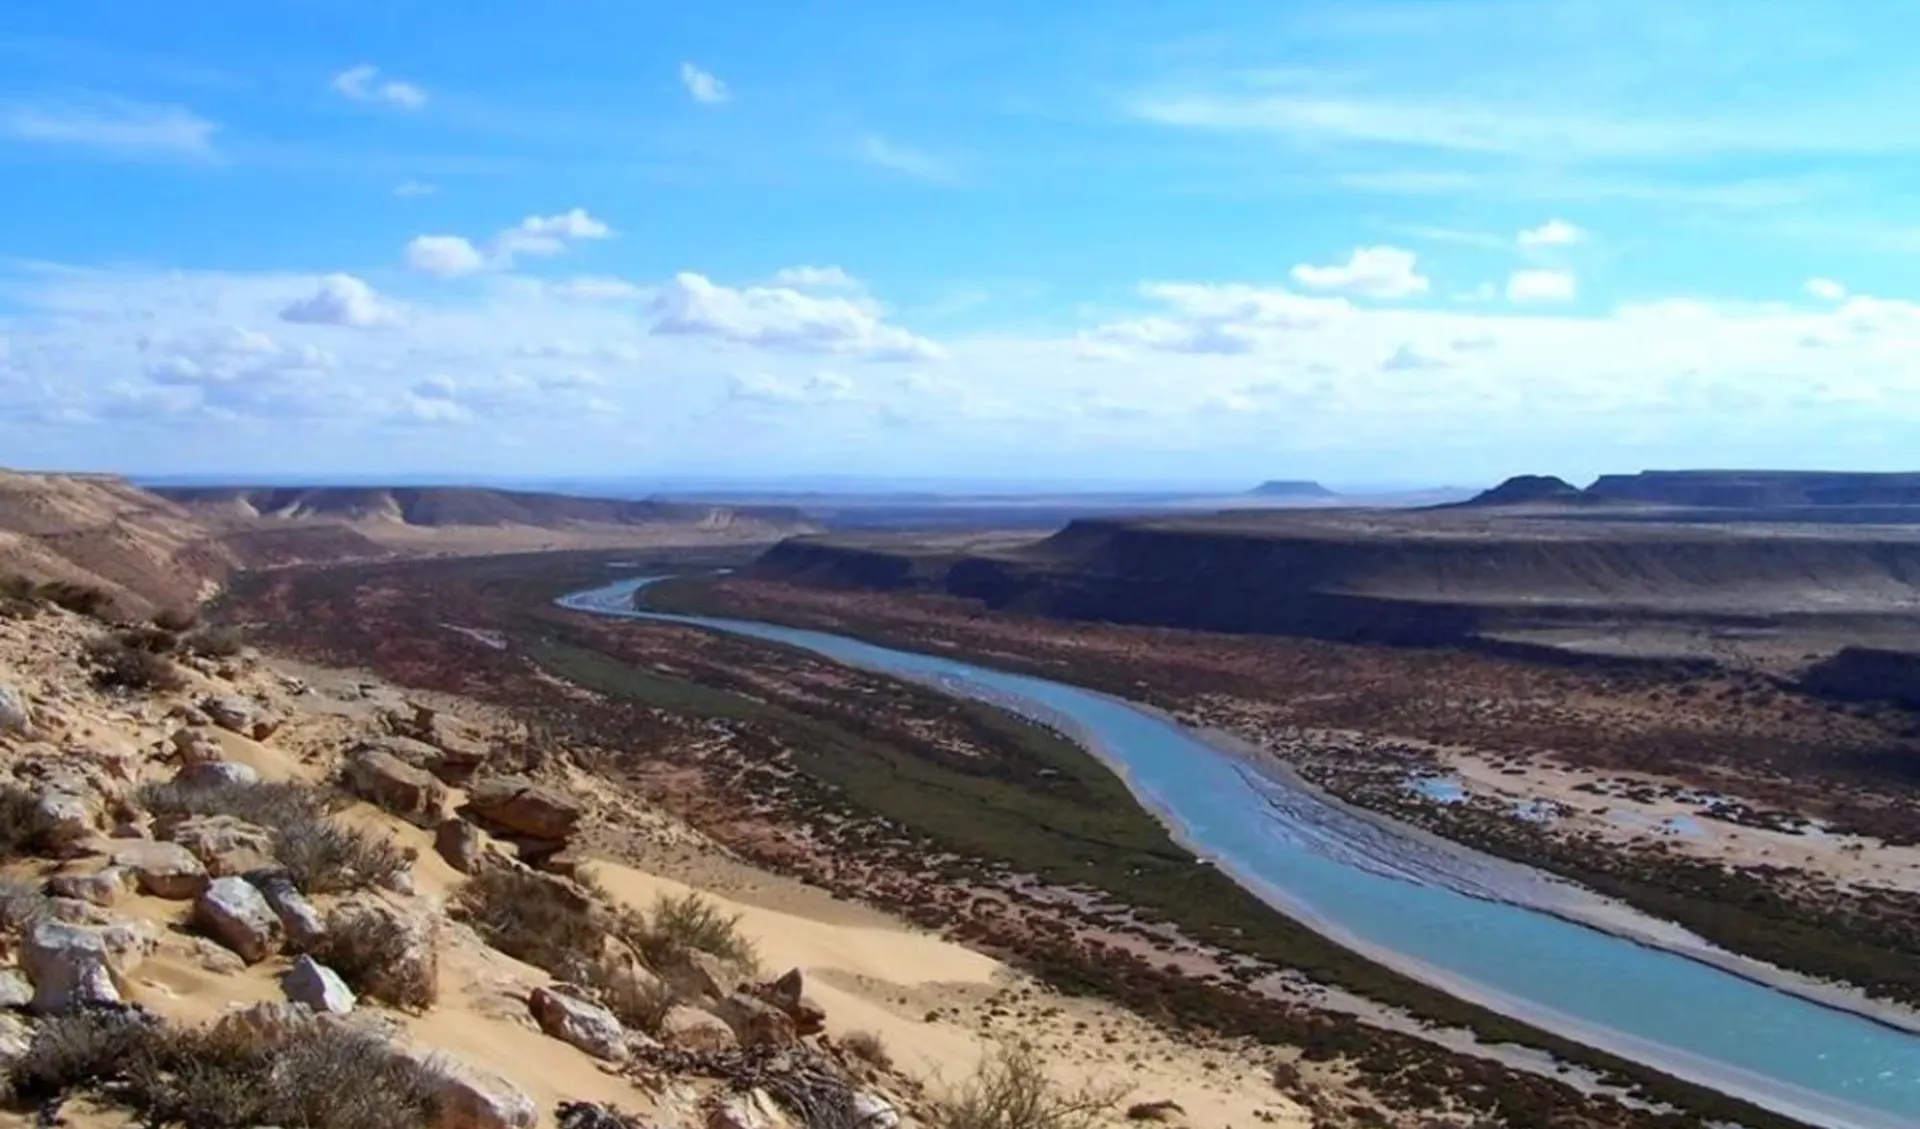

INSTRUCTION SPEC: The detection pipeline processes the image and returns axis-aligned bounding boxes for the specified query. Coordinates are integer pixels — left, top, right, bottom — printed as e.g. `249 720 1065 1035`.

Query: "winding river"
560 578 1920 1129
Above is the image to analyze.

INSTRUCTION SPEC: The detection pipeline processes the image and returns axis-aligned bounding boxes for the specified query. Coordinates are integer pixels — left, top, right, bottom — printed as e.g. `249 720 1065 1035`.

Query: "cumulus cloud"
406 235 487 277
651 272 945 360
279 274 400 328
330 64 427 109
548 276 643 301
1518 219 1587 247
0 96 217 157
1507 269 1578 304
679 63 730 105
1290 246 1430 299
407 210 614 275
1806 277 1848 302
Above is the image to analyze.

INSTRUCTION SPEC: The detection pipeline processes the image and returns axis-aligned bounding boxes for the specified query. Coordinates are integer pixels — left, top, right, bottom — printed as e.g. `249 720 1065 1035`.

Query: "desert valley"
0 467 1916 1129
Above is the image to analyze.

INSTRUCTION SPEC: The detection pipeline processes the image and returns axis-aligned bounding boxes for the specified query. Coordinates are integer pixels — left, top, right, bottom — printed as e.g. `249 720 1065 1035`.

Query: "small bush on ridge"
138 780 408 895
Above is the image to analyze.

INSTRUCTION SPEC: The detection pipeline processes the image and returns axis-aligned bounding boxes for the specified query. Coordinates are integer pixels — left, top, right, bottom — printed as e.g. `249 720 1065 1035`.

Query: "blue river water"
559 578 1920 1129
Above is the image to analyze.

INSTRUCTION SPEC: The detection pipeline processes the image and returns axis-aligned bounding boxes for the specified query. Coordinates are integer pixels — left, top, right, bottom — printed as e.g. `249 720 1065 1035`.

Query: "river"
559 577 1920 1129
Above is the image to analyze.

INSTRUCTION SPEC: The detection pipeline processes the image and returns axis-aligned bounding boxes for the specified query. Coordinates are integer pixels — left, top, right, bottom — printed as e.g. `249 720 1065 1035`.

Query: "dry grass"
138 779 410 895
929 1043 1123 1129
0 785 57 860
309 908 438 1010
453 866 605 976
841 1030 893 1070
5 1007 440 1128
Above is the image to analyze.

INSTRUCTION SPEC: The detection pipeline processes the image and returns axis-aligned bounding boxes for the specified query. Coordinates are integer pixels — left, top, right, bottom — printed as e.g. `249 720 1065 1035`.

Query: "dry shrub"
626 891 758 972
85 637 184 693
600 968 679 1036
0 875 52 935
151 606 200 633
0 785 57 860
6 1007 439 1129
453 866 605 974
309 908 438 1010
138 780 408 895
184 626 245 658
36 581 116 620
116 624 182 655
929 1043 1122 1129
842 1030 893 1070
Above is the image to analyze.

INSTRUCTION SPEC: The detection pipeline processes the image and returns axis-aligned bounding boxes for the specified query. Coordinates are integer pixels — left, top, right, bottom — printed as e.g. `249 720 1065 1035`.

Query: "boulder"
707 1090 794 1129
173 760 260 788
344 748 449 827
659 1005 737 1053
712 992 797 1048
356 734 446 773
853 1094 901 1129
464 776 582 842
168 702 213 728
654 945 733 1003
22 918 152 1013
47 867 132 907
0 967 31 1009
170 726 224 764
403 704 492 783
758 968 828 1037
529 985 628 1060
165 814 277 876
202 694 283 740
0 1013 31 1067
110 839 209 899
409 1052 538 1129
250 870 327 948
33 791 100 852
434 818 493 874
216 1000 319 1044
194 875 283 964
283 955 356 1015
0 683 31 736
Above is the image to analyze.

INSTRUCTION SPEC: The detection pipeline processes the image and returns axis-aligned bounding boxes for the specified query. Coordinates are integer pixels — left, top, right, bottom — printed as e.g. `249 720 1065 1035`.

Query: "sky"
4 0 1920 488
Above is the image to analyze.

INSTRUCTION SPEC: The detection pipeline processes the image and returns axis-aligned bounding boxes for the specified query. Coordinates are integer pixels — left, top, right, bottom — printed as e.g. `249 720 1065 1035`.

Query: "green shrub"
138 780 409 895
625 891 758 972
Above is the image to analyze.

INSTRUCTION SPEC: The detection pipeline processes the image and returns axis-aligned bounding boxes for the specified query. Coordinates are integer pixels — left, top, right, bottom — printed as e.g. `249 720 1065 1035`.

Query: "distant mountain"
1249 480 1337 499
1460 475 1585 506
1586 470 1920 508
152 485 810 533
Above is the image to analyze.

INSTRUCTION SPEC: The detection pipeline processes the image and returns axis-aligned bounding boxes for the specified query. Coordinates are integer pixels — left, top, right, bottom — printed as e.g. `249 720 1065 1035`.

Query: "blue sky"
3 0 1920 488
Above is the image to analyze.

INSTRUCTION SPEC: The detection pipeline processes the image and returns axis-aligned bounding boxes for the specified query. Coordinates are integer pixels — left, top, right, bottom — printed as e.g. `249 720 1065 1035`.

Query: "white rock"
0 684 32 736
47 867 133 907
853 1093 901 1129
283 955 356 1015
411 1052 538 1129
707 1090 793 1129
528 985 627 1060
0 968 31 1009
194 875 283 964
33 791 98 851
253 873 327 948
0 1013 32 1067
23 920 129 1013
174 760 260 788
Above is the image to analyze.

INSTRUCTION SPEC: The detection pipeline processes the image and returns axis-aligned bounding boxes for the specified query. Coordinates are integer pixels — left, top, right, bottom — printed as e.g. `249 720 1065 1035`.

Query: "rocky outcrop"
661 1005 738 1053
173 760 260 788
386 702 492 783
435 817 497 873
754 968 827 1037
407 1051 539 1129
47 866 132 907
194 875 283 963
0 684 32 736
529 985 628 1060
344 747 450 827
165 814 277 876
712 991 798 1047
1459 475 1585 506
250 869 327 948
464 775 583 842
110 839 210 899
23 918 153 1012
201 694 284 740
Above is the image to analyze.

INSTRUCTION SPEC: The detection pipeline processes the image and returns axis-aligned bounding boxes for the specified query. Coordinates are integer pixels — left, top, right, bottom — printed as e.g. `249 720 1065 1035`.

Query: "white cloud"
769 266 860 290
406 235 487 277
728 371 858 405
1382 343 1450 371
495 208 614 258
330 64 427 109
1806 277 1848 302
1518 219 1586 247
279 274 400 328
1289 246 1429 299
1507 269 1578 304
394 181 437 198
652 272 945 361
679 63 730 105
859 136 955 182
548 276 643 301
0 97 216 157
